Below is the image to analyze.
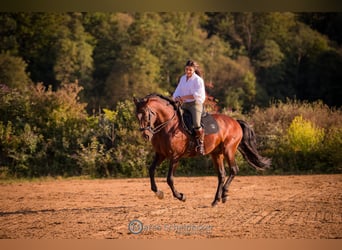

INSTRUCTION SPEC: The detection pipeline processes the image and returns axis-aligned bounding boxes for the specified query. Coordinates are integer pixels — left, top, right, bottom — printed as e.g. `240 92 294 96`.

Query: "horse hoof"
211 200 219 207
180 193 186 202
222 195 229 203
155 190 164 199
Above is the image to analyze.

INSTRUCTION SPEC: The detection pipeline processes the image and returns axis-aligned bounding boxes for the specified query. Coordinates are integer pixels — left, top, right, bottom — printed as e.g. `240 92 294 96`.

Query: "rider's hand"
175 96 182 102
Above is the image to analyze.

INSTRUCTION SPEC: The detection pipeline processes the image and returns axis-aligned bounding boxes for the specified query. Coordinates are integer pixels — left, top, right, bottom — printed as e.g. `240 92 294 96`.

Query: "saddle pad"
201 113 219 135
183 111 219 135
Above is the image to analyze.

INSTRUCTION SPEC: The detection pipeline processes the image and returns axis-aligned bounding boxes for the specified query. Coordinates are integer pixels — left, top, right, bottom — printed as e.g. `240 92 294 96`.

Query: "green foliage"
7 13 68 86
249 100 342 174
209 55 257 111
110 100 152 177
0 82 88 177
1 81 341 178
0 12 342 178
1 12 341 109
323 127 342 172
285 115 324 153
255 39 284 68
75 99 152 178
54 13 94 86
105 46 163 107
0 53 32 88
0 122 43 176
77 136 113 178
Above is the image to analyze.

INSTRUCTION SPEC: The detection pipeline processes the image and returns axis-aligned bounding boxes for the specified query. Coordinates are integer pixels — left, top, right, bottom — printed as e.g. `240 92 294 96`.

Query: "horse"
133 94 271 207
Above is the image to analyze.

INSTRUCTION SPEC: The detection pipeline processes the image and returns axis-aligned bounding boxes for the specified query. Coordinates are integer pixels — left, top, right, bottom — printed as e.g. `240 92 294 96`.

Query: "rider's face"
185 66 195 78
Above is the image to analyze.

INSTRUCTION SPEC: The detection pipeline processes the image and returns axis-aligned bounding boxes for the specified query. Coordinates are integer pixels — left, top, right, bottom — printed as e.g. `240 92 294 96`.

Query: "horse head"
133 96 156 141
133 94 177 141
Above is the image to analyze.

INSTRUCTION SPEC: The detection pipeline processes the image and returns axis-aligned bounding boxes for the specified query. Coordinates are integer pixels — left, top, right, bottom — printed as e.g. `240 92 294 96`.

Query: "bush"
0 82 88 177
109 100 153 177
76 99 153 178
285 115 324 153
322 127 342 173
249 99 342 174
76 136 114 178
1 80 340 178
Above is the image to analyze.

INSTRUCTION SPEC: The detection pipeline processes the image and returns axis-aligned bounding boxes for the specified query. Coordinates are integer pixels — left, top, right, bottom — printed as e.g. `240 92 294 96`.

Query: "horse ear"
133 96 139 105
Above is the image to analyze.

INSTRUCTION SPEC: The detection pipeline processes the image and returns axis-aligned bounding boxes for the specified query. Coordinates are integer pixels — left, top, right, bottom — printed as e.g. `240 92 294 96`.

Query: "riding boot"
194 127 205 155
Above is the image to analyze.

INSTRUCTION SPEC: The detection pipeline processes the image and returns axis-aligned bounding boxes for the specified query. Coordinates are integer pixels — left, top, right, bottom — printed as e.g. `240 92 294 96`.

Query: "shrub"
285 115 324 153
76 136 113 178
0 82 89 177
110 100 153 177
76 99 153 178
320 127 342 173
1 79 341 178
0 121 43 177
249 99 342 174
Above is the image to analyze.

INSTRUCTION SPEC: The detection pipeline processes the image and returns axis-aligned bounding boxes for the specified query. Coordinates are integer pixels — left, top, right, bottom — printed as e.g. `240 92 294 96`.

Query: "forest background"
0 12 341 178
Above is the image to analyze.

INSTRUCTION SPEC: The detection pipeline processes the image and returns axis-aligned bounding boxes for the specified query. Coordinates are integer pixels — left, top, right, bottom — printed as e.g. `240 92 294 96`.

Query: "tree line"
0 12 341 178
1 12 341 110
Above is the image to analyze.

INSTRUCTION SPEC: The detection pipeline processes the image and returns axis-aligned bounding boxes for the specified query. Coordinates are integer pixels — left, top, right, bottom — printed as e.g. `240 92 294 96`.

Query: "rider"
172 60 206 155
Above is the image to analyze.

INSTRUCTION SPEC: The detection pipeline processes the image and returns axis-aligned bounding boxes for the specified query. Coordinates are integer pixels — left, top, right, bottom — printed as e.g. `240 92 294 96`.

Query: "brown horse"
133 94 271 206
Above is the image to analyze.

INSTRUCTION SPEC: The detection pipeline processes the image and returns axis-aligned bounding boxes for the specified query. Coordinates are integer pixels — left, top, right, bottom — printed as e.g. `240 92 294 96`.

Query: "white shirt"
172 73 206 104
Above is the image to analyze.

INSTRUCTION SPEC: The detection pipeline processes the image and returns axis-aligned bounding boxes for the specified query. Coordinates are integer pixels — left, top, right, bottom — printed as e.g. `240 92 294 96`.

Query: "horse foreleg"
211 153 226 207
167 160 186 202
149 153 165 199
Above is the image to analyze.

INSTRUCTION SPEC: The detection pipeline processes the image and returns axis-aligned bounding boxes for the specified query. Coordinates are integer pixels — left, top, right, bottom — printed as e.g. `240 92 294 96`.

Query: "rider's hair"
185 60 203 78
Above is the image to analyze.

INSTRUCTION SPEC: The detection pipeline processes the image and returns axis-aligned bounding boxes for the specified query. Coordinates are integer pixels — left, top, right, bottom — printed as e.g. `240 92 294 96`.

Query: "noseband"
139 106 176 135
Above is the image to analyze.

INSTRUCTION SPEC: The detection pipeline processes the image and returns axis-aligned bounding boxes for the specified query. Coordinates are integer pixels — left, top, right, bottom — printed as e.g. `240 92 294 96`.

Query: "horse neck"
149 99 177 125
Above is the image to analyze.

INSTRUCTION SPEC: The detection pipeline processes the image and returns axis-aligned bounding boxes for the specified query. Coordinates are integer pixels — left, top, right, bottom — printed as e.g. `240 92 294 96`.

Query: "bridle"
138 105 176 135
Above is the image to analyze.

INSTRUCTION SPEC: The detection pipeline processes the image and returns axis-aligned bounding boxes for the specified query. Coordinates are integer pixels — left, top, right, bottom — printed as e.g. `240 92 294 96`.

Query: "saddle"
179 108 219 136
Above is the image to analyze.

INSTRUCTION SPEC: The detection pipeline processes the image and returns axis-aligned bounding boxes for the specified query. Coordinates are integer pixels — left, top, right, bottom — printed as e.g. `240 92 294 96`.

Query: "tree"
105 46 163 107
254 39 284 69
0 13 19 54
298 12 342 46
286 22 338 105
54 13 94 89
82 12 132 110
207 53 257 111
10 13 67 87
297 49 342 107
0 53 32 88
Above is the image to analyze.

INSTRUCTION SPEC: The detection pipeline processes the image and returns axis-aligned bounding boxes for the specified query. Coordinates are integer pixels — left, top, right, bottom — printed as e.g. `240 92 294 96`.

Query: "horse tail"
237 120 271 171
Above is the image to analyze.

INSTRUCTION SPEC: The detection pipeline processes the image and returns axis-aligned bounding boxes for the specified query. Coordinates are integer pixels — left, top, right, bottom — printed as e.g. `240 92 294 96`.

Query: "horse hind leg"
222 143 240 203
211 153 226 207
222 158 239 203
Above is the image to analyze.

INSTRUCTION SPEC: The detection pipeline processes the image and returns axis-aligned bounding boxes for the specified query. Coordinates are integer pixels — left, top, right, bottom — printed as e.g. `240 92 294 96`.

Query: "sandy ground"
0 175 341 239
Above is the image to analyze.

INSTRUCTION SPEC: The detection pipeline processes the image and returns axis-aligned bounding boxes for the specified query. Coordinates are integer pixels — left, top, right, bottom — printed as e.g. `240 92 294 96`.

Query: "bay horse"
133 94 271 206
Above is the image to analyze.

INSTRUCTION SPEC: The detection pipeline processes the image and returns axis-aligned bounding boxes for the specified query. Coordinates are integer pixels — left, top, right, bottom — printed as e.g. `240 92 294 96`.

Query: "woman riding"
172 60 206 155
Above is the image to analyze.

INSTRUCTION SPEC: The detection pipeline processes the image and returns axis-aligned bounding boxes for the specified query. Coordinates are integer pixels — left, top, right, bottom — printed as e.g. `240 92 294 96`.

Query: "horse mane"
143 93 178 110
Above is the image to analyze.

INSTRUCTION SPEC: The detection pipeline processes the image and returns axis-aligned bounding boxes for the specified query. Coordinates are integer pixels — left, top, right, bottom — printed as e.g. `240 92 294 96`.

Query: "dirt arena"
0 174 341 239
